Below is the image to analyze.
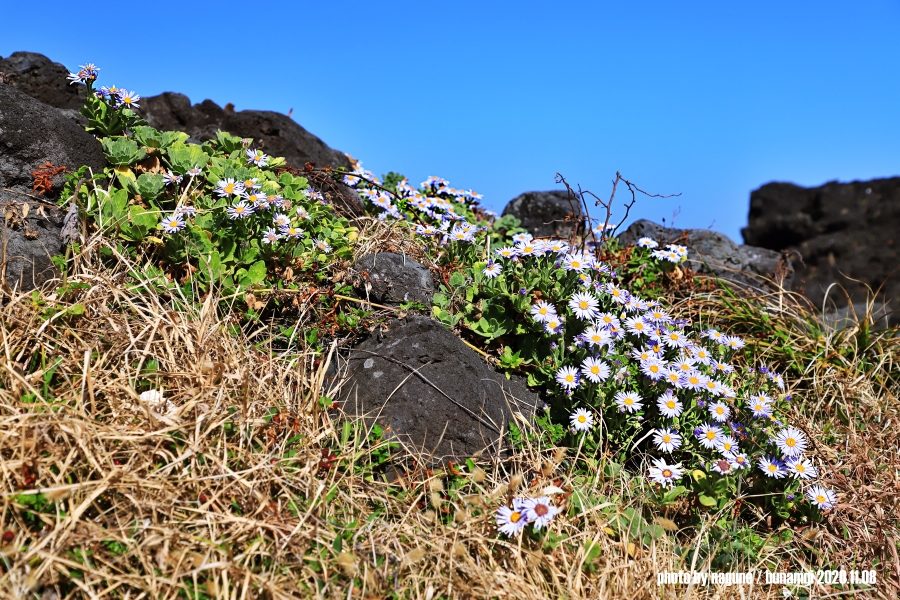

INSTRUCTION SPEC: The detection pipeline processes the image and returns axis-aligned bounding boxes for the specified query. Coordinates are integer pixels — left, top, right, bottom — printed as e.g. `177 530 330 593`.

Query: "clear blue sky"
3 1 899 242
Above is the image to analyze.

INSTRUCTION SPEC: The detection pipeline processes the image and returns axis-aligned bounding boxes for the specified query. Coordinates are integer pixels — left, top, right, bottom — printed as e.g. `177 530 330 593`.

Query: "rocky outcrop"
339 317 540 464
139 92 352 171
0 51 352 172
0 83 106 198
618 219 793 291
742 179 900 308
353 252 435 307
0 52 84 111
501 191 584 238
0 82 107 292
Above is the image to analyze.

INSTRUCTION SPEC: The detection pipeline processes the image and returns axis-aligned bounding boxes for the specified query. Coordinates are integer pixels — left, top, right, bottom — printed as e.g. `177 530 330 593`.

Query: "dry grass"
0 232 896 598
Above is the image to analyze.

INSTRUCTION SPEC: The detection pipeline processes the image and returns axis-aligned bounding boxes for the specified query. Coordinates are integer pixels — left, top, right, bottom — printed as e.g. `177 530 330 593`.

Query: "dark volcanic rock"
742 179 900 308
0 52 84 111
340 317 540 464
139 92 352 170
618 219 793 290
0 189 65 292
501 191 584 238
353 252 435 306
0 82 106 198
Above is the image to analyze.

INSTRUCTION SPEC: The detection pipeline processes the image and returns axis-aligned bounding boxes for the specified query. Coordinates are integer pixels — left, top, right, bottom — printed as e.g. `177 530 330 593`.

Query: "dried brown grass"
0 233 894 598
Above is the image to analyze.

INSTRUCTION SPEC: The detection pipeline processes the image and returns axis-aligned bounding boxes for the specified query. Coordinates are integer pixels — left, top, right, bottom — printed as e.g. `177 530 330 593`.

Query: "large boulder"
0 52 84 111
501 191 585 238
0 189 66 292
741 179 900 308
0 82 106 197
139 92 352 170
618 219 793 291
0 83 105 292
339 317 540 464
353 252 435 306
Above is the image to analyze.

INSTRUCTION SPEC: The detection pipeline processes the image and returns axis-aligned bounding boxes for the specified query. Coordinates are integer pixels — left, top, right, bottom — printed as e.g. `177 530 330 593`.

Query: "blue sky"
3 1 898 242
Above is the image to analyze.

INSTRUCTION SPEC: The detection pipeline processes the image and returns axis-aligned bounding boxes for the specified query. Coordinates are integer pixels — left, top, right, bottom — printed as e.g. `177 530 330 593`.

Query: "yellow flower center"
662 469 672 478
666 401 676 410
662 435 671 443
624 398 633 405
768 464 777 472
786 438 796 447
224 183 235 193
796 464 805 472
565 375 574 382
578 415 586 423
579 301 588 309
816 495 825 503
510 511 522 523
706 431 716 440
590 366 599 375
650 365 659 373
716 407 724 415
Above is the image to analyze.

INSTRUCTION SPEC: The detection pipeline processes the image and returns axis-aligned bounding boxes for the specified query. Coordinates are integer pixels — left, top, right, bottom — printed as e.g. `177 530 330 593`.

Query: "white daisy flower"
774 427 808 457
696 423 724 449
710 457 734 475
496 499 529 536
640 358 666 381
726 452 750 470
483 261 502 278
495 246 518 259
511 232 533 245
580 357 610 383
653 428 682 452
555 366 580 389
570 408 594 431
648 458 683 488
569 292 599 320
530 301 557 323
161 214 185 233
523 497 559 531
806 485 837 510
625 316 650 336
708 401 731 422
637 237 658 249
544 317 564 334
787 456 818 480
715 435 738 455
583 326 612 348
226 200 254 219
615 391 643 413
758 455 787 478
657 391 683 418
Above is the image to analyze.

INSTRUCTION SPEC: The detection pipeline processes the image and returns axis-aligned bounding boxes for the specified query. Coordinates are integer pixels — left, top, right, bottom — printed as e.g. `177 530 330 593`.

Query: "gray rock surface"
618 219 793 290
139 92 352 171
0 52 84 111
501 190 585 238
742 178 900 308
353 252 435 306
339 317 540 464
820 302 894 332
0 82 106 197
0 189 65 292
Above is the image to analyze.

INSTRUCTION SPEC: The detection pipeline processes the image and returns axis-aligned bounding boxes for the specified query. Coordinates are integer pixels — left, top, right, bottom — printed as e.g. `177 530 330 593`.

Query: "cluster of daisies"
342 166 493 235
155 155 333 252
495 496 559 537
637 236 690 263
505 233 836 512
66 63 140 111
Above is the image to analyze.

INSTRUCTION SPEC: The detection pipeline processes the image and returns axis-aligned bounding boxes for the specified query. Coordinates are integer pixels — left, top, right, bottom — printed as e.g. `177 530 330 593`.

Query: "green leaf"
136 173 164 201
698 494 717 507
164 142 210 175
449 271 466 288
247 260 267 285
101 137 146 166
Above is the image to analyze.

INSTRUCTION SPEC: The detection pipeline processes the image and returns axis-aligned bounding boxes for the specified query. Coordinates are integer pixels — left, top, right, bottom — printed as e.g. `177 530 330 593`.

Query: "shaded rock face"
0 83 106 198
618 219 793 291
742 179 900 308
139 92 352 170
0 82 106 292
0 189 65 292
0 52 352 171
501 191 584 238
0 52 84 111
339 317 540 464
353 252 435 306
